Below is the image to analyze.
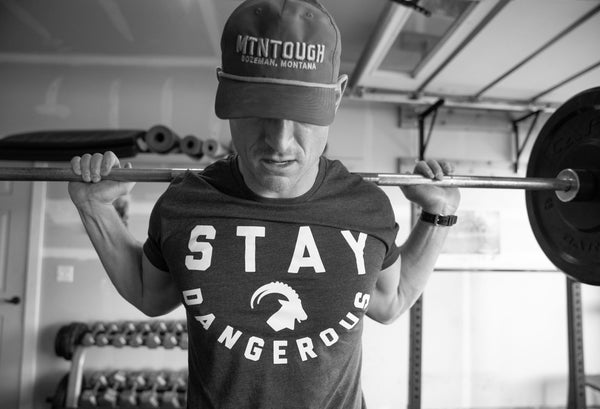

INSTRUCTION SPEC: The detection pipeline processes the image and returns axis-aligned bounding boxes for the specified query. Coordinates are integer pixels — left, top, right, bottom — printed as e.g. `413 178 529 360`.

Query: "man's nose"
263 119 294 152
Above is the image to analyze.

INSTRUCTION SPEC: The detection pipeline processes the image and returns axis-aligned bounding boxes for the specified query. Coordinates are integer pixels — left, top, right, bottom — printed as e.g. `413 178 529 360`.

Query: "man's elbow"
140 306 167 318
137 298 179 318
367 303 406 325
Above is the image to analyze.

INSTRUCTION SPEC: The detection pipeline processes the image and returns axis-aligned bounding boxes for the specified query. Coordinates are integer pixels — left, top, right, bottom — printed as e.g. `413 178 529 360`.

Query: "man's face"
229 117 329 198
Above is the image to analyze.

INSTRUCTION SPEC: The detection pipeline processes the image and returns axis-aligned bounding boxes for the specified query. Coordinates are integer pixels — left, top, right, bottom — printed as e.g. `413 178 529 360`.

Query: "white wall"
0 61 599 408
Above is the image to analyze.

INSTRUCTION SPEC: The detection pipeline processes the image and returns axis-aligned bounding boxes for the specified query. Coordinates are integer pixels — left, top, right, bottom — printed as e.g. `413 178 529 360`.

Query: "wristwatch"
420 211 458 227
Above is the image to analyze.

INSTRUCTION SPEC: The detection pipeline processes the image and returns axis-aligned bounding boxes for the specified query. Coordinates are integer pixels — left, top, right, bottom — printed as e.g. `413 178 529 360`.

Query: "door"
0 165 32 408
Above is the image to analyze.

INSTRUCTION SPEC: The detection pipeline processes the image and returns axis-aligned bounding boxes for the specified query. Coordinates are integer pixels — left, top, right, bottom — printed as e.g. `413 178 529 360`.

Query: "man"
68 0 460 407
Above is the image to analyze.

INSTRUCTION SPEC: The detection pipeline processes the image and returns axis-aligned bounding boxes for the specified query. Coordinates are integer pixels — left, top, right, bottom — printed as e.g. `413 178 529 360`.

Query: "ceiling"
0 0 599 113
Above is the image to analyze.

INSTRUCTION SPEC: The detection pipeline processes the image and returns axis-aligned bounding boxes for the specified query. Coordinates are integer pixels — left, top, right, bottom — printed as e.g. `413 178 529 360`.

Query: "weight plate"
526 87 600 285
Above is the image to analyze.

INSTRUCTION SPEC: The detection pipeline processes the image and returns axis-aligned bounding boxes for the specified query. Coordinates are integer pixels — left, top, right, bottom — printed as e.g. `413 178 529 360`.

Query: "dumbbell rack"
56 320 187 408
63 346 90 408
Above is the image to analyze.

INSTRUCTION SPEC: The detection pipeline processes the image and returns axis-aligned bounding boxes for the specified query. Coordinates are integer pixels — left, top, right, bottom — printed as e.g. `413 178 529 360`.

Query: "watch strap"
420 211 457 227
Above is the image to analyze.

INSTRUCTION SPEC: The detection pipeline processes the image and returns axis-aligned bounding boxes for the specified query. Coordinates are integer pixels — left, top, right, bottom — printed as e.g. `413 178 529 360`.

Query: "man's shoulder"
167 155 237 191
321 157 388 199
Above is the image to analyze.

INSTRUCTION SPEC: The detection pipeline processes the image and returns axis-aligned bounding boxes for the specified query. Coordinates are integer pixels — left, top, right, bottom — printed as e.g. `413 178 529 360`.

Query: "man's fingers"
413 160 439 179
413 161 430 178
440 161 455 175
70 152 124 183
90 153 104 182
80 153 92 182
70 156 82 176
414 160 455 180
100 151 120 175
426 160 444 180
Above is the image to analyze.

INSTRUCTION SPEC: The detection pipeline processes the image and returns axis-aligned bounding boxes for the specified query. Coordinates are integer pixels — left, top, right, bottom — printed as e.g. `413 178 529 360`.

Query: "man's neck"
237 156 321 199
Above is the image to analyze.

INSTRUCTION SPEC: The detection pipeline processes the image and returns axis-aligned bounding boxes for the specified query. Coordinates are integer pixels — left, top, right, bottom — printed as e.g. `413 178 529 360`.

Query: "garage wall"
0 62 598 408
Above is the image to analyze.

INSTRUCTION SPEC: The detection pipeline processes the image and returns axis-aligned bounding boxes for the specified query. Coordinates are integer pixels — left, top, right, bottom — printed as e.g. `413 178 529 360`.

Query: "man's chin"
257 175 294 195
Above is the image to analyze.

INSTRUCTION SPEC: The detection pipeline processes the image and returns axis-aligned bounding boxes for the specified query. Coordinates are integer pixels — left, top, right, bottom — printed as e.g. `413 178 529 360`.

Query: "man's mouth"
262 159 295 167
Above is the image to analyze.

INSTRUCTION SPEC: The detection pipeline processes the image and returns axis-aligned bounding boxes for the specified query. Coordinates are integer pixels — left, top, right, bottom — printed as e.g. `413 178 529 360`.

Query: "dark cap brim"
215 77 336 126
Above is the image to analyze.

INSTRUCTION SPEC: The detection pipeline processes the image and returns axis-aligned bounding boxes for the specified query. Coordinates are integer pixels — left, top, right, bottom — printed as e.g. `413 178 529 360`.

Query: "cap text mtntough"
236 34 325 69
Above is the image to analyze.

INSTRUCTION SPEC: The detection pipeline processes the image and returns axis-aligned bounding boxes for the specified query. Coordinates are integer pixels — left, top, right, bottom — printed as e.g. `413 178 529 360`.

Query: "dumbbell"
139 372 167 409
126 322 146 347
142 322 163 349
94 322 120 347
96 370 126 408
81 322 107 347
162 371 187 409
153 321 168 335
161 322 184 349
111 321 137 348
119 372 147 408
79 372 108 408
178 324 189 350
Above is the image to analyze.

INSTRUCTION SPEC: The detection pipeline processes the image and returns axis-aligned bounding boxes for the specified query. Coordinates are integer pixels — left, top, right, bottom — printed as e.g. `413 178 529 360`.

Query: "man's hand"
400 159 461 215
68 151 136 208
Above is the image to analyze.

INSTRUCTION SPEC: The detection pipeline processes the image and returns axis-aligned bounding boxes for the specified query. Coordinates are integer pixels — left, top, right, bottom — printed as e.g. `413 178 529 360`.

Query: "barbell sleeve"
0 166 577 192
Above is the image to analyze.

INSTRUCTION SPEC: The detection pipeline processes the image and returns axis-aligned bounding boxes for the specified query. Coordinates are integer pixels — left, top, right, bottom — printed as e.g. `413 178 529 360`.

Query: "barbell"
0 87 599 284
0 165 583 192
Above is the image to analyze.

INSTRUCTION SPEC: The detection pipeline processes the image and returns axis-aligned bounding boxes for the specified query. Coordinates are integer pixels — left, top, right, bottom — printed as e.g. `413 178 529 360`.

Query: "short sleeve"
381 222 401 269
142 200 169 272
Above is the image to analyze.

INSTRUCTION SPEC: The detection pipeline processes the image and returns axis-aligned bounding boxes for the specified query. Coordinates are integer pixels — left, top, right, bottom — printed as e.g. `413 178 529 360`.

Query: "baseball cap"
215 0 343 126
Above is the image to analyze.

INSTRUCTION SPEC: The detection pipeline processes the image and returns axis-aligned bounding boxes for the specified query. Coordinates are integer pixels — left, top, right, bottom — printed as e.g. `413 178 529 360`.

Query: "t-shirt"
143 155 401 409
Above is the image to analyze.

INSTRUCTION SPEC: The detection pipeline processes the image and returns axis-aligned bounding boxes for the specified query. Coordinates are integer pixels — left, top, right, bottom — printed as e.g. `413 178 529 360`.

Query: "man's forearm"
398 219 452 312
75 201 145 308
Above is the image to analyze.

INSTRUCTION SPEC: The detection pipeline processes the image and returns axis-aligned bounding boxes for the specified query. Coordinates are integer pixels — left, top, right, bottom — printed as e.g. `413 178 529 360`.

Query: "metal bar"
352 88 559 114
529 60 600 103
520 111 540 158
415 0 510 95
519 112 540 160
423 100 443 158
0 167 577 192
513 109 541 124
418 98 445 119
0 167 189 182
418 99 444 169
566 277 587 409
512 120 520 174
474 5 600 99
408 204 423 409
410 2 478 78
361 173 574 191
66 346 87 408
512 110 541 173
435 268 560 273
418 115 426 160
408 295 423 409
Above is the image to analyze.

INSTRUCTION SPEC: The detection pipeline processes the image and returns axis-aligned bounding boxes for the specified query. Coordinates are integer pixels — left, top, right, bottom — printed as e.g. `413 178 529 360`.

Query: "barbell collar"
0 166 578 193
555 169 599 203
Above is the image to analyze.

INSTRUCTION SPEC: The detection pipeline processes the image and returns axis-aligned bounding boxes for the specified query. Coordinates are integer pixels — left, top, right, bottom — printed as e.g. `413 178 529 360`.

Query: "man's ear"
334 74 348 111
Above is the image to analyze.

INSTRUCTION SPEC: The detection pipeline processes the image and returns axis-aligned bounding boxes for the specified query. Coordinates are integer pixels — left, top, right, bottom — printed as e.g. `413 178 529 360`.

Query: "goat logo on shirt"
250 282 308 331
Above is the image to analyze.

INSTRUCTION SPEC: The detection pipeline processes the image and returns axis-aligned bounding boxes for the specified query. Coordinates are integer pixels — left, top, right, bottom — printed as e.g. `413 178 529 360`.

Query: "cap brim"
215 77 336 126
